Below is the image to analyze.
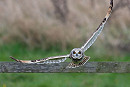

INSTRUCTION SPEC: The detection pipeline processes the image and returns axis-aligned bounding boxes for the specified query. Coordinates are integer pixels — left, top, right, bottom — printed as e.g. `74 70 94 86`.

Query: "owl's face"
70 48 84 60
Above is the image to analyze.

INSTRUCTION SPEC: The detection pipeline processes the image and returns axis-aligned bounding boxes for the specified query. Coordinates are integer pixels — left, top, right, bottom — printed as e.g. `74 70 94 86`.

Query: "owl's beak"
76 54 78 56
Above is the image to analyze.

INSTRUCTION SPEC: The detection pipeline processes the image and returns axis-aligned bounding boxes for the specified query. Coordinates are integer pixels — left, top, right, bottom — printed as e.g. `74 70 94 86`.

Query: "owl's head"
70 48 84 59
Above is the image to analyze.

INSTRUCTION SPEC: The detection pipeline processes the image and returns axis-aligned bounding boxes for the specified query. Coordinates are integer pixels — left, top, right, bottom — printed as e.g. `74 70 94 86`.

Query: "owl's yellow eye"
78 51 81 54
73 51 76 54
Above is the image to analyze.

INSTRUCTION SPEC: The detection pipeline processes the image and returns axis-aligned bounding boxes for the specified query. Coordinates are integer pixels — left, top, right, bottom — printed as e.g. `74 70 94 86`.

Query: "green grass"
0 43 130 87
1 73 130 87
0 43 129 62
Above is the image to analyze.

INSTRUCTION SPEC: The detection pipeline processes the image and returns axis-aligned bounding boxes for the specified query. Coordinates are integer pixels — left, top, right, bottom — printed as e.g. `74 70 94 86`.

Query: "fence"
0 62 130 73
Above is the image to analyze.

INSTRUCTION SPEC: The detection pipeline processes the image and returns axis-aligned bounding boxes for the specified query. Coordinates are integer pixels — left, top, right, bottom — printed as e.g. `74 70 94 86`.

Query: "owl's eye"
78 51 81 54
73 51 76 54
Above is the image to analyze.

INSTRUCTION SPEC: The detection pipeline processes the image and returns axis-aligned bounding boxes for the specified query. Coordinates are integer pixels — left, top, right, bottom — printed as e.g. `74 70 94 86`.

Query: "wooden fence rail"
0 62 130 73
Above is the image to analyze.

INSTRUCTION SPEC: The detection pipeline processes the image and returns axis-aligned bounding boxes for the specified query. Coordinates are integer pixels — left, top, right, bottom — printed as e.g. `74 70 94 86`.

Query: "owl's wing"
81 0 113 52
66 56 90 68
10 54 70 64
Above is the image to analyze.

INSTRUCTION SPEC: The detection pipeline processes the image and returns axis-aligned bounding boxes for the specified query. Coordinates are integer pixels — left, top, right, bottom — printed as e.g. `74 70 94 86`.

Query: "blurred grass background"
0 0 130 87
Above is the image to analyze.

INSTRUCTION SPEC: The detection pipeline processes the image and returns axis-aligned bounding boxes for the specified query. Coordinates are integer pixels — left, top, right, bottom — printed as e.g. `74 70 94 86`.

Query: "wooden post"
0 62 130 73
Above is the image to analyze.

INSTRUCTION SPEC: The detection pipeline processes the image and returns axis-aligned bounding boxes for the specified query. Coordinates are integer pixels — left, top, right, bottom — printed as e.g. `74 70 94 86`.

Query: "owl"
10 0 113 68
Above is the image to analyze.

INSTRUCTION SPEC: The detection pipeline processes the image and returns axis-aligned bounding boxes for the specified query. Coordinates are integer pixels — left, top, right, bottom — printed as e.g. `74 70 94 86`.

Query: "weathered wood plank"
0 62 130 73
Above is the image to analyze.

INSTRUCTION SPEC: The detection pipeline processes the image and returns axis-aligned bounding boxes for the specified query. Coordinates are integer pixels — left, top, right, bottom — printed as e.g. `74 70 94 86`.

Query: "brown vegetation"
0 0 130 51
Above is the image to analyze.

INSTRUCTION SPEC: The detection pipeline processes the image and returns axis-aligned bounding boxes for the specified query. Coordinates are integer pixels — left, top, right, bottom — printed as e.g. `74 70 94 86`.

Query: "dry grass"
0 0 130 51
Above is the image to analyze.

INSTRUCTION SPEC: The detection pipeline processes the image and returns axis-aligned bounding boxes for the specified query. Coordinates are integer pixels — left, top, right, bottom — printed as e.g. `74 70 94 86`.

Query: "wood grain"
0 62 130 73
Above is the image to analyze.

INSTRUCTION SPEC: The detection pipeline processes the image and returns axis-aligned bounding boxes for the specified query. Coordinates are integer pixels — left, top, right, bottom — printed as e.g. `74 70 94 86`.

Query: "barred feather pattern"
37 57 67 64
66 56 90 68
81 0 113 52
10 55 69 64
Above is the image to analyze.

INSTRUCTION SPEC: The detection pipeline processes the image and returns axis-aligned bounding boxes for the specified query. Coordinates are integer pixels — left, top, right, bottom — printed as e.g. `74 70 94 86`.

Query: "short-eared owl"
10 0 113 68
